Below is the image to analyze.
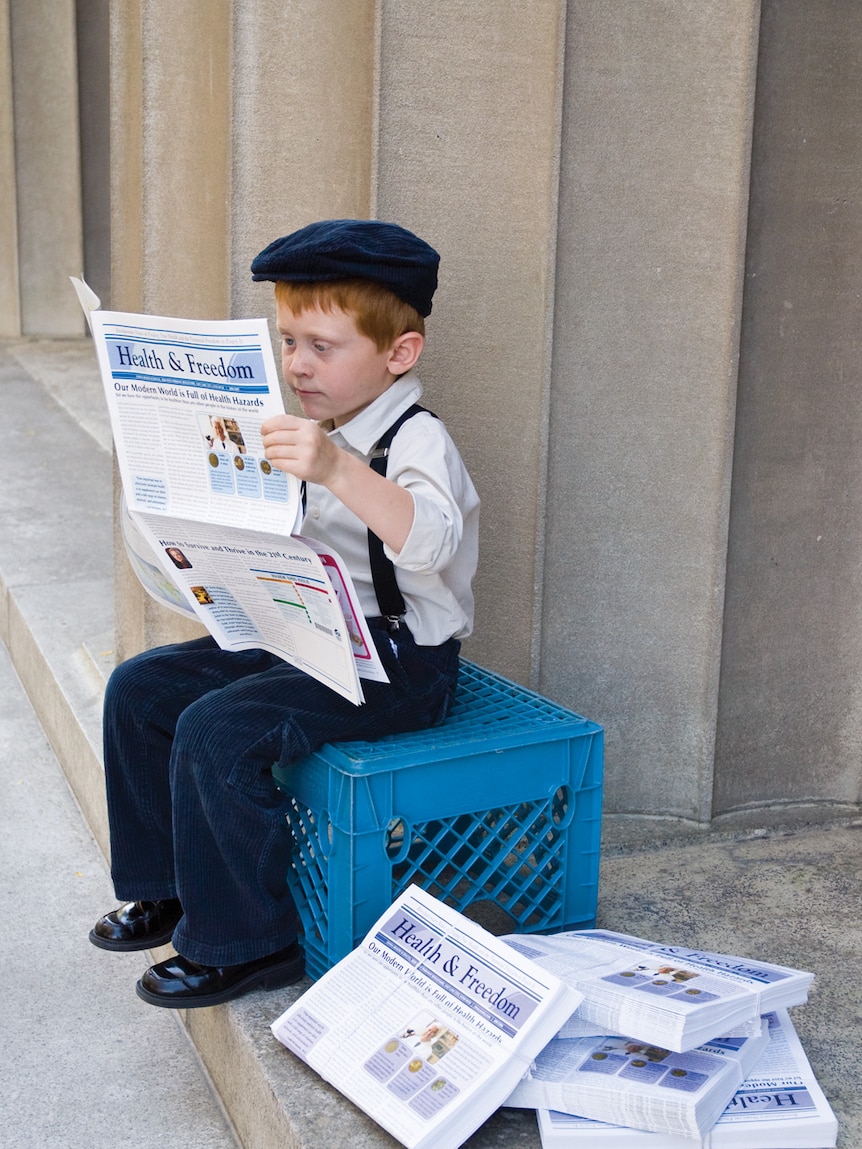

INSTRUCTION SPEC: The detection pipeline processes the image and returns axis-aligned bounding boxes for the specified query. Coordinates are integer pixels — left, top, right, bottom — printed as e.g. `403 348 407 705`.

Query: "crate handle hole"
315 808 334 860
551 784 576 829
385 816 412 863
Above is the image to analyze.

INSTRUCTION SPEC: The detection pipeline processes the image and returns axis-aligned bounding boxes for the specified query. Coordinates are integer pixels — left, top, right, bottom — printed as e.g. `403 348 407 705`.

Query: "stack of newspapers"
269 894 837 1149
531 1011 836 1148
502 930 838 1148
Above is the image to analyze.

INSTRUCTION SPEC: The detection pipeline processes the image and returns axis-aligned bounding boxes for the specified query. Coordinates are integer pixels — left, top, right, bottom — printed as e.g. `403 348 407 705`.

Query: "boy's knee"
105 648 160 714
175 695 218 752
173 696 285 802
174 694 244 773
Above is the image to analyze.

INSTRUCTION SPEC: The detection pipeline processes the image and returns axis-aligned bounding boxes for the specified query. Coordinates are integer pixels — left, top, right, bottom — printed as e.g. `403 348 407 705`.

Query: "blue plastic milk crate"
272 659 603 980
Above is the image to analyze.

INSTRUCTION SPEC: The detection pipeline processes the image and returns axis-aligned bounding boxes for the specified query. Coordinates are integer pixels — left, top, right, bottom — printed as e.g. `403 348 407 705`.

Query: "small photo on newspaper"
365 1015 463 1116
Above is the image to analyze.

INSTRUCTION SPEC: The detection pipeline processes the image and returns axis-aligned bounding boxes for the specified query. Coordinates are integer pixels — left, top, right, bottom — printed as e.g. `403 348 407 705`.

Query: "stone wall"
3 0 860 835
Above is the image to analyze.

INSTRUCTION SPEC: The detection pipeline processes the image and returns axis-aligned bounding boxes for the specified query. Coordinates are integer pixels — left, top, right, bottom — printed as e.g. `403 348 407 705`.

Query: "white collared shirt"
301 372 479 644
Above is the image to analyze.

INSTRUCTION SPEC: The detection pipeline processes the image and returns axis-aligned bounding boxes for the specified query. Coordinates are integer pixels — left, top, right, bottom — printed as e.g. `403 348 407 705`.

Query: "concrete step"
2 338 858 1149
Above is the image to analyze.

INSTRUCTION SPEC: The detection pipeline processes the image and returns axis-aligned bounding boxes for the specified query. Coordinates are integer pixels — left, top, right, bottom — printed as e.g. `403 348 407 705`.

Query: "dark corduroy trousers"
103 629 459 966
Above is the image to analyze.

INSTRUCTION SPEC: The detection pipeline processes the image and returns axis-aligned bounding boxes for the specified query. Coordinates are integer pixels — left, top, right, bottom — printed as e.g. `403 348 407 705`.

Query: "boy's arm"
261 415 414 553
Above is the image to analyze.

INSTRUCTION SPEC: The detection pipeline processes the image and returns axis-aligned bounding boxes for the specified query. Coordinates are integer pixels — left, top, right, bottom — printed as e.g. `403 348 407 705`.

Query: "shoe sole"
134 952 306 1009
88 924 178 952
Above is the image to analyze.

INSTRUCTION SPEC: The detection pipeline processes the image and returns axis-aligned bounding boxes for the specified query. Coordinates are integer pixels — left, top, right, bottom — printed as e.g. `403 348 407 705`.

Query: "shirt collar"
329 371 424 455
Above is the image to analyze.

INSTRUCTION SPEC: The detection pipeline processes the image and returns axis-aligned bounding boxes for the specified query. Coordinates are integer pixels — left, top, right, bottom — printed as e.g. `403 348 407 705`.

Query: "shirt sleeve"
380 414 474 574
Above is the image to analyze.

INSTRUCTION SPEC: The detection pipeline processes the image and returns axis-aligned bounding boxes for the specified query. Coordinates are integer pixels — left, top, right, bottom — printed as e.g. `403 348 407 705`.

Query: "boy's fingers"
260 413 304 436
262 428 307 450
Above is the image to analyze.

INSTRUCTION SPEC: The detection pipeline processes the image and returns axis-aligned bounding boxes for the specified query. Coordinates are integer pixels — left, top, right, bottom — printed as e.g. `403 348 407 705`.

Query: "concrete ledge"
600 805 862 854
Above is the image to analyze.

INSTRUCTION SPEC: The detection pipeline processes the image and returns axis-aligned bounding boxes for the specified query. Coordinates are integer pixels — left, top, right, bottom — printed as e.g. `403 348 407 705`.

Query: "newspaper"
502 930 813 1053
270 886 583 1149
506 1021 769 1140
533 1009 838 1148
557 1011 765 1042
73 279 388 704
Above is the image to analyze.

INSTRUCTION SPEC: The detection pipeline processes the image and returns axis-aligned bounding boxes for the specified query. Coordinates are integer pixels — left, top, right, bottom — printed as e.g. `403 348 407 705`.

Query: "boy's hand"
260 415 343 486
259 414 415 553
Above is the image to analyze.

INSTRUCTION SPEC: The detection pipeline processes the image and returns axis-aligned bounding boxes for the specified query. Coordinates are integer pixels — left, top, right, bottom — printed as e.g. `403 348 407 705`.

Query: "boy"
89 219 480 1008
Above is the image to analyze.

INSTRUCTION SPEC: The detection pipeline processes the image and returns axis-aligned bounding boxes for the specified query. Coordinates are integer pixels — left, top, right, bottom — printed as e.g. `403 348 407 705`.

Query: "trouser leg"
104 629 460 967
102 636 271 901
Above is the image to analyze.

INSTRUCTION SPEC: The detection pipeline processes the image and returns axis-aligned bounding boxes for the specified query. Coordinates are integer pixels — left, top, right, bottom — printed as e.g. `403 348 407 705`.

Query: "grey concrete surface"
543 1 760 824
0 644 238 1147
716 1 862 817
8 0 85 336
1 337 859 1149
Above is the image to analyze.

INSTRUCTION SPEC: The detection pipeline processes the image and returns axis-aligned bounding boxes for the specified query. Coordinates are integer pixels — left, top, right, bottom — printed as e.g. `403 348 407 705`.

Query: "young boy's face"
276 299 400 428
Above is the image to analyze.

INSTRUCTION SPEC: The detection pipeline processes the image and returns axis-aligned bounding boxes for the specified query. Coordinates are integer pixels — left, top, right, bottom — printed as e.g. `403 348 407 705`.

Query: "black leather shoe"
135 940 305 1009
89 898 183 952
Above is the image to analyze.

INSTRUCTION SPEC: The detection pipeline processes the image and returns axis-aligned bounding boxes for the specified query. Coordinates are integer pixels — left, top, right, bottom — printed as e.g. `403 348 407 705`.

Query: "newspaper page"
120 493 196 619
296 535 391 685
506 1022 769 1140
270 886 583 1149
84 296 303 534
534 1009 838 1149
502 930 813 1053
122 498 388 696
133 513 379 704
74 280 389 700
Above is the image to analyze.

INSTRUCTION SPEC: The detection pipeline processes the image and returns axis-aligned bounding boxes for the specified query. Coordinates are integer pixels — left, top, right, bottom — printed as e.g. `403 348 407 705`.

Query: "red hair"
274 278 425 351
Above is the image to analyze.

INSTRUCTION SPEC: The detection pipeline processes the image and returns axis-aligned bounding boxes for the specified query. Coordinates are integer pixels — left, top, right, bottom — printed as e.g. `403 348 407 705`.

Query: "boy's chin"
295 396 324 419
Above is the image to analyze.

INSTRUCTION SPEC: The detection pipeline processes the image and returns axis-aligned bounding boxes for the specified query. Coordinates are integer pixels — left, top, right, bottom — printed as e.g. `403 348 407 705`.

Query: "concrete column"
715 1 862 823
140 0 232 319
375 0 567 682
8 0 83 335
0 0 19 336
108 0 143 314
110 0 233 659
542 1 760 823
110 0 563 676
229 0 376 321
76 0 111 308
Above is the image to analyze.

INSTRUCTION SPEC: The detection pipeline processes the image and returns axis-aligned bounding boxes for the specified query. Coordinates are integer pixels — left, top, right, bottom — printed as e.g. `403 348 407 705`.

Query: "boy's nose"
285 348 310 376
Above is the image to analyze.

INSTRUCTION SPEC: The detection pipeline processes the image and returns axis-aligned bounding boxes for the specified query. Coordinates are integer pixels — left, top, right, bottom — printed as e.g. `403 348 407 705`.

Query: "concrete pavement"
1 336 859 1148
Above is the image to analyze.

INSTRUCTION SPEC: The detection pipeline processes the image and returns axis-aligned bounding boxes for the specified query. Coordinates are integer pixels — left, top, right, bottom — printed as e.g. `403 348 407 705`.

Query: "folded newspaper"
506 1020 768 1140
533 1009 838 1148
502 929 813 1053
270 886 582 1149
72 278 387 705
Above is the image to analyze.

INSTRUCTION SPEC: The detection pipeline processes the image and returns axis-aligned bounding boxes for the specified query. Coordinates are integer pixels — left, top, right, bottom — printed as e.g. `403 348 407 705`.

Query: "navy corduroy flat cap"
250 219 440 316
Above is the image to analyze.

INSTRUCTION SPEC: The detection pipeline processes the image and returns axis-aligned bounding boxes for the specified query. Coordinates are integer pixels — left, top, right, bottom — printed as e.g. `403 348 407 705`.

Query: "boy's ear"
386 331 424 376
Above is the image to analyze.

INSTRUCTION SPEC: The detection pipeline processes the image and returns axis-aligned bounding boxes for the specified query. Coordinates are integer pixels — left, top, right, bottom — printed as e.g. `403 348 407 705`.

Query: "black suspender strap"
367 403 437 621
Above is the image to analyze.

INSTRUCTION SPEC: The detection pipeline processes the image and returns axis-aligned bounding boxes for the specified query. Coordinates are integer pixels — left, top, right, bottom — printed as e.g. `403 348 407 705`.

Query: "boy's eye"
281 336 295 348
313 342 328 353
